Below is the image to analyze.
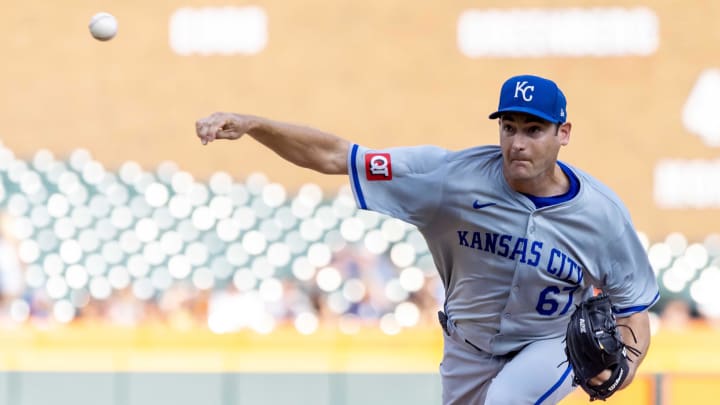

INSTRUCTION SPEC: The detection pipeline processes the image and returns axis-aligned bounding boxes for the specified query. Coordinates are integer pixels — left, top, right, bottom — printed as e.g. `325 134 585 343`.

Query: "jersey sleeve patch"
365 153 393 181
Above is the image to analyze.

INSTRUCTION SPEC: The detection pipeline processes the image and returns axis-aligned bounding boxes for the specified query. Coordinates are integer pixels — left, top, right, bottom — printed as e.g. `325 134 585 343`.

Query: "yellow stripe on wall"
0 324 443 373
0 323 718 374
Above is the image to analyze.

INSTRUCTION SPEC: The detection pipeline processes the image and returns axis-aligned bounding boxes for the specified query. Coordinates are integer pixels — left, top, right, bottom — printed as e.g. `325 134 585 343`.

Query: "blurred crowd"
0 207 711 335
0 211 445 334
0 143 715 336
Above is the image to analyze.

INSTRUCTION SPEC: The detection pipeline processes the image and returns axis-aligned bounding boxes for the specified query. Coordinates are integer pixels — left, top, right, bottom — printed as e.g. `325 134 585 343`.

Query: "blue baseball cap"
488 75 567 123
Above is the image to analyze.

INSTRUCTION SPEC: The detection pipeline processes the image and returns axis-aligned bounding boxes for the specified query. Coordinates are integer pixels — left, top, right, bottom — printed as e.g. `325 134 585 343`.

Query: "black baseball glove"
564 293 641 401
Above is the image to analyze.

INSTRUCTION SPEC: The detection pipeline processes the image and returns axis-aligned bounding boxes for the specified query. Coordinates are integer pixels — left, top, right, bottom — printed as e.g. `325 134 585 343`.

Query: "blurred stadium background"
1 0 719 404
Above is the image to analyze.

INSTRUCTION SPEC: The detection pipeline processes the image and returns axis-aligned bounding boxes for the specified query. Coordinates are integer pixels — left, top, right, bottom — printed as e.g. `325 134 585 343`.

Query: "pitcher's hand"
196 112 255 145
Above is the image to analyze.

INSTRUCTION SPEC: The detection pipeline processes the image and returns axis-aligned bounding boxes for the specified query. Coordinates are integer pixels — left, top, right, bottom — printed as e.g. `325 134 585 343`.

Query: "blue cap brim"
488 107 561 124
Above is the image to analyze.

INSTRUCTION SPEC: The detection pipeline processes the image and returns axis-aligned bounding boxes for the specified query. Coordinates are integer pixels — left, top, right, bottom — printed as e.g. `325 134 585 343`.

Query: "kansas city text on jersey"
456 230 584 285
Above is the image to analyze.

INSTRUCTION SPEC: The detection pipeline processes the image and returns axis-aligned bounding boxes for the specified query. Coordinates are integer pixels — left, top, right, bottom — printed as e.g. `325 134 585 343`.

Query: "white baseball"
89 12 118 41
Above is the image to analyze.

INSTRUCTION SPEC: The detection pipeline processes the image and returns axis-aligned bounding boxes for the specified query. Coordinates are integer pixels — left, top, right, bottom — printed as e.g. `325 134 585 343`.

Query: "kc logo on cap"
488 74 568 124
514 81 535 102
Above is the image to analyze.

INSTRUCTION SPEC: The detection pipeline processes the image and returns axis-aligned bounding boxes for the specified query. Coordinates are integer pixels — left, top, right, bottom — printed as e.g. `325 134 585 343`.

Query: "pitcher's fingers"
206 124 223 142
196 120 209 138
195 126 207 145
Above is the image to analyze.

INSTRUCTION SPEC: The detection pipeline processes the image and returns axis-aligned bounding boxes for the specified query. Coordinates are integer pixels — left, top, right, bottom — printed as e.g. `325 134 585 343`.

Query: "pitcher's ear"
558 122 572 146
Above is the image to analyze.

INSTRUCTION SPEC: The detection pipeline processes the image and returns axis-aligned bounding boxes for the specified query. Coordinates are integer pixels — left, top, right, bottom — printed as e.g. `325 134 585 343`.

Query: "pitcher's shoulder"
567 163 633 220
447 145 502 163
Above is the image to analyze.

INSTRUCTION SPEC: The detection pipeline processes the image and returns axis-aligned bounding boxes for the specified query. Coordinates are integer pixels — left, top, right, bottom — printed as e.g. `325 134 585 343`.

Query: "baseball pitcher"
195 74 660 404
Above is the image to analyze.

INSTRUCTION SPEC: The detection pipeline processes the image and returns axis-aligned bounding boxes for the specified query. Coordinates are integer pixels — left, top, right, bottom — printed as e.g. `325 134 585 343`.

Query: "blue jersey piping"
614 291 660 315
349 144 367 209
522 161 580 208
534 363 572 404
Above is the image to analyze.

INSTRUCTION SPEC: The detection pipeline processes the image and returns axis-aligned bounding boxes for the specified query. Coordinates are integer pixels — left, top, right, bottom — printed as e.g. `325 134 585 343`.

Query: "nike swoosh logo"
473 201 497 209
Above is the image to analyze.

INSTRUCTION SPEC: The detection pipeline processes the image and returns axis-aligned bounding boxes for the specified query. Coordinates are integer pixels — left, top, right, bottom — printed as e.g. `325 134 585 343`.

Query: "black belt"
438 310 519 358
438 310 450 336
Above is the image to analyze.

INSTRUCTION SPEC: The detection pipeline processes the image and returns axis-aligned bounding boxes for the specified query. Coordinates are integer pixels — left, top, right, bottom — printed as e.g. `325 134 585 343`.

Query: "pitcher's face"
499 113 570 184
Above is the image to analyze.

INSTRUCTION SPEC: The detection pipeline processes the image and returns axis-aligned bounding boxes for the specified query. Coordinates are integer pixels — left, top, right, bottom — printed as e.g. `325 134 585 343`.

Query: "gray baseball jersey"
348 143 659 355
